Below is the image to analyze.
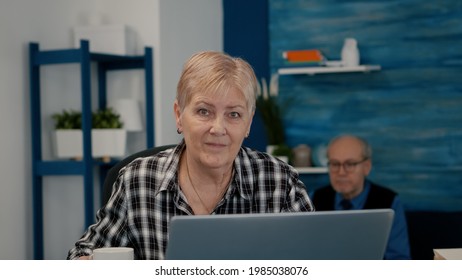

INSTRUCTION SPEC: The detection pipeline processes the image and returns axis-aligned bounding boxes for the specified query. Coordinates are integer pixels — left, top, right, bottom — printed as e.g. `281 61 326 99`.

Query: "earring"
177 128 182 134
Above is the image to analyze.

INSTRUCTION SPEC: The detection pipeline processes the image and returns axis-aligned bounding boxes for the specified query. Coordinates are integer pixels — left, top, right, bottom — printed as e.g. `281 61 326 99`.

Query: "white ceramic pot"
54 129 126 159
266 145 277 155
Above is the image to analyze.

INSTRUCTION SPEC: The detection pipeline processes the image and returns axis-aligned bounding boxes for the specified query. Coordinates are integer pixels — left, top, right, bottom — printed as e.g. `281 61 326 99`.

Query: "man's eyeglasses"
327 158 369 173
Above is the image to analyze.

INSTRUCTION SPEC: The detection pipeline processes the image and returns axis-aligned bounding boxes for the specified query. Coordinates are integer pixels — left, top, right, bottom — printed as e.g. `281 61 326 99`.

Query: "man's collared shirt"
334 181 411 260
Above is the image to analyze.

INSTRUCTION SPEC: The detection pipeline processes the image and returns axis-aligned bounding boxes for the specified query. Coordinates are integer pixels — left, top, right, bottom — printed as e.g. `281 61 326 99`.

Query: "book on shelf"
282 49 324 63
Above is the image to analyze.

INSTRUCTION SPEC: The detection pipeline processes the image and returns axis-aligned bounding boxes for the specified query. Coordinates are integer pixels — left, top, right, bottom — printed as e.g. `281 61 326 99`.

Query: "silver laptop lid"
165 209 394 260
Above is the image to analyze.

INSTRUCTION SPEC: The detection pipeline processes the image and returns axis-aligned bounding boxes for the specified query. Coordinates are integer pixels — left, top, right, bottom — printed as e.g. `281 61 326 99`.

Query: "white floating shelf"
278 65 381 75
295 167 328 174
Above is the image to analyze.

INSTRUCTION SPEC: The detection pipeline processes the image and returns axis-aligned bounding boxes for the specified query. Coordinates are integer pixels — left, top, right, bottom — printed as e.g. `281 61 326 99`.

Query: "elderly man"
311 134 411 260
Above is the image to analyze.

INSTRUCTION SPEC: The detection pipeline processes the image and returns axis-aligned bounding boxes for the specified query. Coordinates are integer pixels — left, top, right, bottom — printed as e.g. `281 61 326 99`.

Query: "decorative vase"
292 144 312 167
312 143 328 167
341 38 360 67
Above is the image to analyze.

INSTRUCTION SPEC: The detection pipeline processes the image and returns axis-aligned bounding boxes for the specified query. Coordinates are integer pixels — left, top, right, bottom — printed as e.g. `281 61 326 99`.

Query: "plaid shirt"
67 142 314 260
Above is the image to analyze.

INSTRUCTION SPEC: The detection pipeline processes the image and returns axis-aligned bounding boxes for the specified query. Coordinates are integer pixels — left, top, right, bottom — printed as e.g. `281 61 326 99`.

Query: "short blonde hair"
176 51 258 114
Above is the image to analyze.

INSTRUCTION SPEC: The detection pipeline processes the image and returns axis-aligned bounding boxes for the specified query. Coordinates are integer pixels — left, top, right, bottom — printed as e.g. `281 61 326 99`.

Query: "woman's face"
175 88 253 170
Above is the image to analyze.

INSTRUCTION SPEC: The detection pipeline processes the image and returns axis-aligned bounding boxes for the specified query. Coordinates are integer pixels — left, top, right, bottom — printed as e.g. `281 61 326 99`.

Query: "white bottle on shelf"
341 38 360 67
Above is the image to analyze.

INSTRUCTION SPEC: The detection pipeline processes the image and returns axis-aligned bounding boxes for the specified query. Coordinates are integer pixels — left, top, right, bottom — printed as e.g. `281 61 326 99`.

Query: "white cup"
91 247 134 260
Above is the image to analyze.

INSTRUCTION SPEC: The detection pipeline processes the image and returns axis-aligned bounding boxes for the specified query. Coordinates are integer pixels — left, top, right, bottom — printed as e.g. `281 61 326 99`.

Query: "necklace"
185 160 211 213
184 154 230 214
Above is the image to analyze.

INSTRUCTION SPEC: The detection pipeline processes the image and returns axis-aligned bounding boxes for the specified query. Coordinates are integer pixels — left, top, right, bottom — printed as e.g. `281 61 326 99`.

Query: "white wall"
0 0 222 259
158 1 223 143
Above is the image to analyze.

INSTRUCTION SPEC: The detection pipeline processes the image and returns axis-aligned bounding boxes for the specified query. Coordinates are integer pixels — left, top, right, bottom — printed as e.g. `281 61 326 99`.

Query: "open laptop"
165 209 394 260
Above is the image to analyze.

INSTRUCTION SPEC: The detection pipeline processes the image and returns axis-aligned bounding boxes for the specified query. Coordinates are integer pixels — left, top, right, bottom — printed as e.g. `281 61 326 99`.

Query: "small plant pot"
54 129 126 160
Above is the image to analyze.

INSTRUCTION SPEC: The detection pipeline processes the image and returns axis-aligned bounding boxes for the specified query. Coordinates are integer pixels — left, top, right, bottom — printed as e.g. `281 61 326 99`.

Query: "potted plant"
52 107 126 161
272 143 293 164
256 73 292 162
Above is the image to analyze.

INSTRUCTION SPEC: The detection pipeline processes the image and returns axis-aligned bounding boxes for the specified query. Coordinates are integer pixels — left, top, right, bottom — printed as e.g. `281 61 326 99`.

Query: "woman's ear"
173 100 182 132
246 110 255 136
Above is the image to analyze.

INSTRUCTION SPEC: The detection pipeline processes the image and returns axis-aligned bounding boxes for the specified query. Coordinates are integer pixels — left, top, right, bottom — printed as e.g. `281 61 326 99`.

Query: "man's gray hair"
327 134 372 159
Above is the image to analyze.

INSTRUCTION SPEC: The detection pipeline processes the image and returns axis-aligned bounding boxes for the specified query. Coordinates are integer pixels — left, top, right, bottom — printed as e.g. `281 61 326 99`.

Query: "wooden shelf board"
296 167 328 174
278 65 381 75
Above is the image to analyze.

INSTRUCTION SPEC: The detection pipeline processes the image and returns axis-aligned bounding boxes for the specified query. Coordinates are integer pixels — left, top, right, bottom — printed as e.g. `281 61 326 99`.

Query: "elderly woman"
67 51 313 260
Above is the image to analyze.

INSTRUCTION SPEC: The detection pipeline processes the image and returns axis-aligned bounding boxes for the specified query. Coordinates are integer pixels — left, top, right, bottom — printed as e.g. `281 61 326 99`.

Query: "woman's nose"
209 116 226 135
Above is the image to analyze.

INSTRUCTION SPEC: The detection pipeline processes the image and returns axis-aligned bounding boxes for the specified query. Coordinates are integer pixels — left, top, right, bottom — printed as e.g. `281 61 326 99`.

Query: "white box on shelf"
73 24 136 55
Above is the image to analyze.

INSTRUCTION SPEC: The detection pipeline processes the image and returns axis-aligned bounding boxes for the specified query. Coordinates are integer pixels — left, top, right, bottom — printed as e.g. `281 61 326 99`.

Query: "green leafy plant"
52 110 81 129
256 73 285 145
52 108 123 129
92 107 123 129
272 143 293 163
256 73 289 145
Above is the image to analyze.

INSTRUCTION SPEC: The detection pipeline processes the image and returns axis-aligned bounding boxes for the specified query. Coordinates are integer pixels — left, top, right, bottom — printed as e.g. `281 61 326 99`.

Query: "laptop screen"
165 209 394 260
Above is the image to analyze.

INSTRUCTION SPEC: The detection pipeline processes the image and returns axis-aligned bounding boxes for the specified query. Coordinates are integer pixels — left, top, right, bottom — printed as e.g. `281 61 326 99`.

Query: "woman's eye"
229 112 241 118
198 108 209 116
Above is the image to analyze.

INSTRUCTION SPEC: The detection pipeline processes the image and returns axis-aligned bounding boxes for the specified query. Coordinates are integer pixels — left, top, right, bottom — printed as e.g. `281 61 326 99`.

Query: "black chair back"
102 144 176 205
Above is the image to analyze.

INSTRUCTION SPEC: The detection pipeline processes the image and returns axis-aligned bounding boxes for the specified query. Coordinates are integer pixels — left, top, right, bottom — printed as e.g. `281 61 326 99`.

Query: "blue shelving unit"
29 40 154 259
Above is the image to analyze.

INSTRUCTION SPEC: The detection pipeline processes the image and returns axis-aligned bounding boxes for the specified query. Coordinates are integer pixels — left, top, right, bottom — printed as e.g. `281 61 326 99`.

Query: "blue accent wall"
270 0 462 211
223 0 269 151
